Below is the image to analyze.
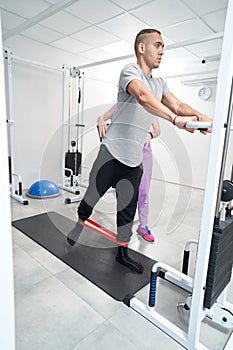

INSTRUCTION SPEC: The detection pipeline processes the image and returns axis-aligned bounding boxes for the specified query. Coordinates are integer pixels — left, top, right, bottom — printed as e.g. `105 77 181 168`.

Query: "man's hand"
196 114 213 134
174 116 197 133
174 115 212 134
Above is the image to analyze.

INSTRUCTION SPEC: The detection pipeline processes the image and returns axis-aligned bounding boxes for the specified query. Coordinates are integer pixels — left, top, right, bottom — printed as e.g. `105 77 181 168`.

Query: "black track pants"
78 144 143 242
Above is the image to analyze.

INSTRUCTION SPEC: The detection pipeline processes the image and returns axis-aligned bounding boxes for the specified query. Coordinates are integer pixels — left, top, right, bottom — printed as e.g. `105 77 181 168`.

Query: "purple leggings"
138 143 153 226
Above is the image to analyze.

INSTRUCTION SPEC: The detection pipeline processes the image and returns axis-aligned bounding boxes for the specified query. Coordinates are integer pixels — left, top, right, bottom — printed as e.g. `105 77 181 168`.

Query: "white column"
0 12 16 350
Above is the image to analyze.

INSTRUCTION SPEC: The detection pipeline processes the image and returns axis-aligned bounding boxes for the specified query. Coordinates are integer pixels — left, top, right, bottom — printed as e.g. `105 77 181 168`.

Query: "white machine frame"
126 0 233 349
4 49 29 205
61 65 85 203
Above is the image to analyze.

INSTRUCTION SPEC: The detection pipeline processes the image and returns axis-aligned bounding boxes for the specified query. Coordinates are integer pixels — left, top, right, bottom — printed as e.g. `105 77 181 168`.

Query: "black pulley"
221 180 233 202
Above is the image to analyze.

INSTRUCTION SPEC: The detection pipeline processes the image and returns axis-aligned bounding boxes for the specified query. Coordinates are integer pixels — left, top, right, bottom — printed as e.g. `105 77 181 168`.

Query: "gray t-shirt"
102 63 170 167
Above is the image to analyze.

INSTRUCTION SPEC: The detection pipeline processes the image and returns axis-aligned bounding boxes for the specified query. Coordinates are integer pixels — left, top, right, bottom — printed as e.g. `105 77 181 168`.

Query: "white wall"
5 36 232 192
153 78 215 188
7 60 63 188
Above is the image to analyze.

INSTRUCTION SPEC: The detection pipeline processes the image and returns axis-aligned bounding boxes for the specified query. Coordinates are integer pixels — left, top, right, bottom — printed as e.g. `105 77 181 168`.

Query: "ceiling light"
181 77 217 86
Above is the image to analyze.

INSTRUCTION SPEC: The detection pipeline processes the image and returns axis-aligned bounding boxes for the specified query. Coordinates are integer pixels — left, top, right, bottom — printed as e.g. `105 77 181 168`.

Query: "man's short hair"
134 28 161 57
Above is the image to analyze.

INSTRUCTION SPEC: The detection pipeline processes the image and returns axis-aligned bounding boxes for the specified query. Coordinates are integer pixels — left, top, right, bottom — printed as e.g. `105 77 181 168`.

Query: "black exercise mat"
12 211 156 301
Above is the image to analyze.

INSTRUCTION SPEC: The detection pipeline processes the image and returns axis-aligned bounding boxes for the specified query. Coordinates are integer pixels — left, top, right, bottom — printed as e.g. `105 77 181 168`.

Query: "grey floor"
11 179 233 350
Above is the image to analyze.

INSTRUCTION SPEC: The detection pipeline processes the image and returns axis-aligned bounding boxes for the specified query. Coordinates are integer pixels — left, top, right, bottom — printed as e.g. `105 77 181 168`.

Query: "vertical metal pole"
61 64 67 188
0 13 16 350
4 48 16 198
188 0 233 346
79 71 85 184
214 80 233 224
68 68 71 152
76 74 80 144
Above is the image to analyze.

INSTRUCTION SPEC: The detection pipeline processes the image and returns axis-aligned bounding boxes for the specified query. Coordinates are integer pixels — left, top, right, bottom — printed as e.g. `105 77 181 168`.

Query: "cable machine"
61 65 85 204
4 49 86 205
4 48 65 205
123 0 233 348
4 48 29 205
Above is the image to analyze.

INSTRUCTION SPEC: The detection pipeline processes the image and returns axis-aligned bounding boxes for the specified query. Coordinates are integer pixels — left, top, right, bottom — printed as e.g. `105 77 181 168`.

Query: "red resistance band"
79 218 128 247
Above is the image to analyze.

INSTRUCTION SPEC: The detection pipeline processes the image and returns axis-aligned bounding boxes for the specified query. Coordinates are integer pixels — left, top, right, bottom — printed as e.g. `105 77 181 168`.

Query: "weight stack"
65 151 82 177
204 216 233 309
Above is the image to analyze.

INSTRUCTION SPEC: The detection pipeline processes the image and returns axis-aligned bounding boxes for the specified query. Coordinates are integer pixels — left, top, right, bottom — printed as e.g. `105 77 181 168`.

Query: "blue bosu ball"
27 180 60 199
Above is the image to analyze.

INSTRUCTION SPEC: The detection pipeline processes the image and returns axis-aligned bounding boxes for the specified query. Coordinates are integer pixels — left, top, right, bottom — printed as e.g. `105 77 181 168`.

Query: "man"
67 28 212 274
97 103 160 243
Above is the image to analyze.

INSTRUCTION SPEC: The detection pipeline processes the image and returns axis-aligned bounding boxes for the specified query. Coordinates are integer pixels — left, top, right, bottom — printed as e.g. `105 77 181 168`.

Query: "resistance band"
79 218 128 247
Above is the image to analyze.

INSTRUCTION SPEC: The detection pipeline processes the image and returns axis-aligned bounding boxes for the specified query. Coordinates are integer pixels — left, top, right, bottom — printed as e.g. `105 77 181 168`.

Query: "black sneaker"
116 246 144 273
67 221 84 246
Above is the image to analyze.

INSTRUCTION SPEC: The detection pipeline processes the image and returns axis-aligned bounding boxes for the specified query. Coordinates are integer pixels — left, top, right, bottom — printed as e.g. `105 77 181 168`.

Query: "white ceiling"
0 0 228 69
